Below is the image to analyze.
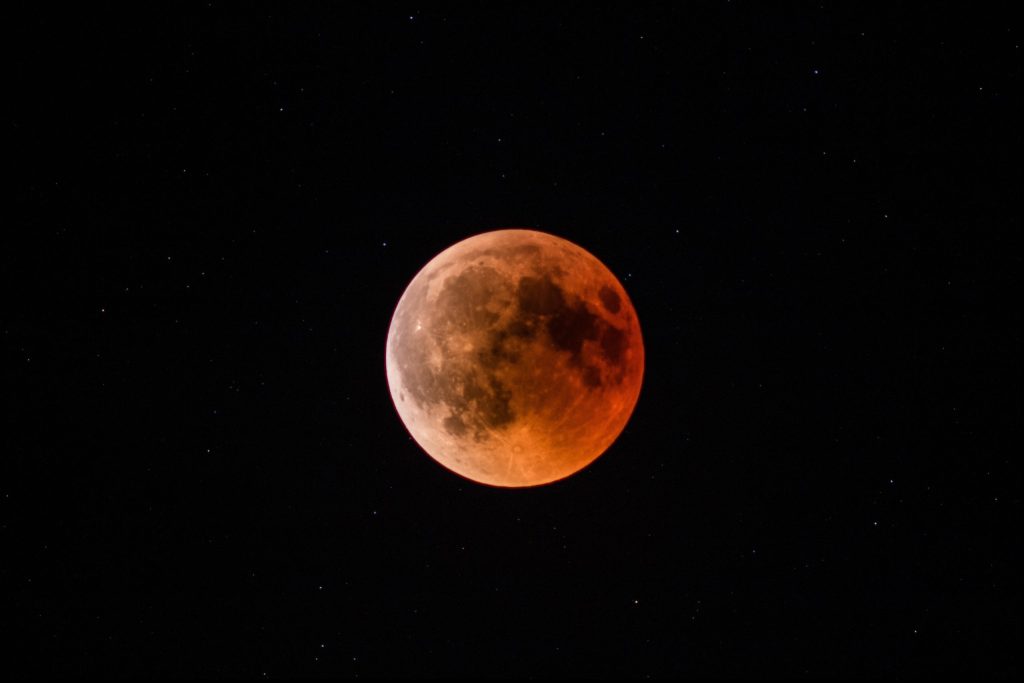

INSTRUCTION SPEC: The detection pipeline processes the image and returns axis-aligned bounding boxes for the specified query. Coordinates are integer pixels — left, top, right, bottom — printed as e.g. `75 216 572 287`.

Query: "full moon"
385 229 644 487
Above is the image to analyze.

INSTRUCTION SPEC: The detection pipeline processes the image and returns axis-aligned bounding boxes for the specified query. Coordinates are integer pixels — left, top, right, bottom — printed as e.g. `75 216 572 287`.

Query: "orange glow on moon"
385 229 644 487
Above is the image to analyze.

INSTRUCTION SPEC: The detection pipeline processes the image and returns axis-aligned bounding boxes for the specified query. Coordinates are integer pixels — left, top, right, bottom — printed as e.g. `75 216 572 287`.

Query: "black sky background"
5 2 1020 678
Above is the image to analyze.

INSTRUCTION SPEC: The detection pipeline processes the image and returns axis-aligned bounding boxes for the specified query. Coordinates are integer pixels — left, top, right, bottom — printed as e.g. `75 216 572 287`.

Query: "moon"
385 229 644 487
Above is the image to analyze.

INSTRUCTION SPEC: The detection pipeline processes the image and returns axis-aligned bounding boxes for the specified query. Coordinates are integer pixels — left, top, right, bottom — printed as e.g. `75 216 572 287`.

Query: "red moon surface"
385 229 644 487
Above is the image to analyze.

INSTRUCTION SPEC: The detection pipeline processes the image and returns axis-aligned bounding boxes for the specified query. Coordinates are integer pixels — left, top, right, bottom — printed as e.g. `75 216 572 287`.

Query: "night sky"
7 3 1020 678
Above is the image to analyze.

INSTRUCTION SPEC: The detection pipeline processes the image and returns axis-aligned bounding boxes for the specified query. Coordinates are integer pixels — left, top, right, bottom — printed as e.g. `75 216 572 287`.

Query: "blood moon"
385 229 644 487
